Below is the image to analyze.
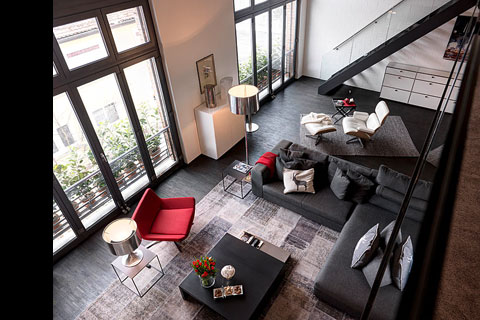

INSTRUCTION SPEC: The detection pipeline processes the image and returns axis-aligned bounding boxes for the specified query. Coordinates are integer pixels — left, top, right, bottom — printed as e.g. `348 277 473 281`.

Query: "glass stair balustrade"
319 0 452 80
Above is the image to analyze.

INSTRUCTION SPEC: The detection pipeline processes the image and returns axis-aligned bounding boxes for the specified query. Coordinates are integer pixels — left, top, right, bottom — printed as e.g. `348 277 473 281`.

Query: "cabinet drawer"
383 74 415 91
380 86 410 103
408 92 441 110
385 67 416 79
446 85 460 100
416 72 448 85
412 80 445 97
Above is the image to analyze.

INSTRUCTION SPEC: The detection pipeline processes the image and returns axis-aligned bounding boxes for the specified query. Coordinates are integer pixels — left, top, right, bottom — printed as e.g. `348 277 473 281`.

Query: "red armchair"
131 188 195 250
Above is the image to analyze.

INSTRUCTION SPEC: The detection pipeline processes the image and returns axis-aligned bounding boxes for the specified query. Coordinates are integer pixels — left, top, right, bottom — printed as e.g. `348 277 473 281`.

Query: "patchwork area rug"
76 180 355 320
299 115 420 157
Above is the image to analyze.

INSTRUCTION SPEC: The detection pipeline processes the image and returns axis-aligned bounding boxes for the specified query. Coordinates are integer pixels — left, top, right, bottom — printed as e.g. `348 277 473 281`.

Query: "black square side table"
331 97 357 124
222 160 253 199
111 245 165 297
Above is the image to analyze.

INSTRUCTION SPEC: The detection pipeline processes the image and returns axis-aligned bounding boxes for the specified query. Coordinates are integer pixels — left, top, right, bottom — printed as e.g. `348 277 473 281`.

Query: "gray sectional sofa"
251 140 432 320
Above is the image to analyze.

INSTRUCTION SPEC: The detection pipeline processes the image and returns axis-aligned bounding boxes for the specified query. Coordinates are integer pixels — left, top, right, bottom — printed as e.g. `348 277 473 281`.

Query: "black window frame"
233 0 299 104
52 0 183 263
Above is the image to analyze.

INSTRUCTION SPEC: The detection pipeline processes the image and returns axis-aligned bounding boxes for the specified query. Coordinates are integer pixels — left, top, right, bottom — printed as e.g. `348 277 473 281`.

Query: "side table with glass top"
110 245 165 297
222 160 253 199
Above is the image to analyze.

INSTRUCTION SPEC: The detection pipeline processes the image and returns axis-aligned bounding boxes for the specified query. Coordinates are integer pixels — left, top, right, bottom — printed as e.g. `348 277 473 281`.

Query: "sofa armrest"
251 163 270 197
271 139 293 154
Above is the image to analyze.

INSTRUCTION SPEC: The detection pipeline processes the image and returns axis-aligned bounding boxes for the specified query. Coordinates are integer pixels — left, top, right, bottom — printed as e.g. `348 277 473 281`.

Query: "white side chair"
342 101 390 148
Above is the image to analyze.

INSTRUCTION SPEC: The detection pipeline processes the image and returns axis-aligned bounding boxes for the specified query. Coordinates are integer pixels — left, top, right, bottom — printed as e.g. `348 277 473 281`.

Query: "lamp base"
121 248 144 267
246 123 259 133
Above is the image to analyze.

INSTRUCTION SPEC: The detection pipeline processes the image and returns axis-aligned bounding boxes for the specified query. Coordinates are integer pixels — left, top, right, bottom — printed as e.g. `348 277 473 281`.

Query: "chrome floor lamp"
228 84 259 165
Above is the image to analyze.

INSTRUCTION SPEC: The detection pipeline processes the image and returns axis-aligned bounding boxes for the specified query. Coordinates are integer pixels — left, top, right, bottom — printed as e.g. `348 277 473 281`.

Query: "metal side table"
111 245 165 297
331 97 357 124
222 160 253 199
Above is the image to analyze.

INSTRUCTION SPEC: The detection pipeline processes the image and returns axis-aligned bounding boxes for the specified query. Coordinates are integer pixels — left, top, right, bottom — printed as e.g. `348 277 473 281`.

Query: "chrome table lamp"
102 217 143 267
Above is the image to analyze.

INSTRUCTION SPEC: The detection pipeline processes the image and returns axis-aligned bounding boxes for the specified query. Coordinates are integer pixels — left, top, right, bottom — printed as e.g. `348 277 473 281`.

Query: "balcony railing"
53 129 174 240
239 49 293 86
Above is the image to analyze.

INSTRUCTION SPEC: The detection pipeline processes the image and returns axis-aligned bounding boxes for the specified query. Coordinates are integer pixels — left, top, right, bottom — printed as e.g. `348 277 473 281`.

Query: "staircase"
317 0 477 95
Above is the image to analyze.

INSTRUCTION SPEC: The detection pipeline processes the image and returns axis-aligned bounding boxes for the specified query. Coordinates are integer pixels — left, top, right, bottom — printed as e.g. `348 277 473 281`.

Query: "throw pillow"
279 147 304 162
362 248 393 288
392 236 414 291
283 158 318 170
380 220 403 249
330 168 350 200
283 168 315 194
351 223 380 268
346 169 375 204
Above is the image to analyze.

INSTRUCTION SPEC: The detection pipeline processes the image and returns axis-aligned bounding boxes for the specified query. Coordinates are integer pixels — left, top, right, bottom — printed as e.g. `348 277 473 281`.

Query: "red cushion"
150 208 194 236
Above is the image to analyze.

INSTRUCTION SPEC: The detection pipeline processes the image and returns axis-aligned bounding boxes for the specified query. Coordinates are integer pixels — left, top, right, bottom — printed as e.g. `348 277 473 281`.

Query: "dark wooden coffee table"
178 233 288 320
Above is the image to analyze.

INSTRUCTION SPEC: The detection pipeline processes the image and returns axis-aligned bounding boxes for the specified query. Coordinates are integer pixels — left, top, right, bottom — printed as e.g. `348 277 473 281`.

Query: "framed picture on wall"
196 54 217 93
443 15 480 61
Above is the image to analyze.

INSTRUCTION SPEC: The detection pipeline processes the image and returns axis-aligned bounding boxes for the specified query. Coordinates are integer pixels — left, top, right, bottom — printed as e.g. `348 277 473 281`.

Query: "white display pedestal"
194 101 245 160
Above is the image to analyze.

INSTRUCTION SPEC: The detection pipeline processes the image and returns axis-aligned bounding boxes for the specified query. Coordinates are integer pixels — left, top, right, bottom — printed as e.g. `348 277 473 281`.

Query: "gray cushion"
375 185 428 212
376 165 432 201
328 157 378 183
279 147 304 162
362 248 392 288
282 158 318 170
392 236 414 291
351 223 380 268
330 168 350 200
347 169 375 204
289 143 329 164
289 143 329 188
314 203 421 320
301 188 354 227
380 220 402 249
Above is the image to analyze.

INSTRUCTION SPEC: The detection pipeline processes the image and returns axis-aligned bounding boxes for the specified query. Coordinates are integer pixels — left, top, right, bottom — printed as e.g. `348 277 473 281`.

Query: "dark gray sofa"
251 140 432 320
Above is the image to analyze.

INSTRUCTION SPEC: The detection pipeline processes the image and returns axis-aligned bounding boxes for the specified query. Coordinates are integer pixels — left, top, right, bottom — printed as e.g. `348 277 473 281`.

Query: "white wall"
149 0 238 164
301 0 401 78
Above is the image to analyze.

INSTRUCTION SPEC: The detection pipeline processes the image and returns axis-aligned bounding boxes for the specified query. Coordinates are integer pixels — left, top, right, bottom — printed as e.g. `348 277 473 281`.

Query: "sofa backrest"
370 165 433 223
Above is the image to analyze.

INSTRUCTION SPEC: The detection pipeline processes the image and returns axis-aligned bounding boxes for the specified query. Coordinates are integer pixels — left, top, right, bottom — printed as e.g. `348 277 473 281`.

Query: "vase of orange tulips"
192 256 217 288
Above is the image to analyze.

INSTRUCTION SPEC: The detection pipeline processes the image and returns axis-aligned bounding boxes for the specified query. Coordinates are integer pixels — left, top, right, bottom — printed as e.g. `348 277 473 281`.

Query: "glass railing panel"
319 39 353 80
350 14 391 63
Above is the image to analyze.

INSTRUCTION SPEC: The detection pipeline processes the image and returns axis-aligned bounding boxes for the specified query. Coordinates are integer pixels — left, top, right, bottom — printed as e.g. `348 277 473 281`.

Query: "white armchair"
342 101 390 147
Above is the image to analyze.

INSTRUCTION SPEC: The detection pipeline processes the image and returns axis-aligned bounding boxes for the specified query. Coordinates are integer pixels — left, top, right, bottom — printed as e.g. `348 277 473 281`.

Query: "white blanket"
300 112 333 125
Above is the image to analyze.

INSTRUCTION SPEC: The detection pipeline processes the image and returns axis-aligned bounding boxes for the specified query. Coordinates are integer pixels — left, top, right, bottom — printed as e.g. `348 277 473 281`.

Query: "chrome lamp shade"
102 218 144 267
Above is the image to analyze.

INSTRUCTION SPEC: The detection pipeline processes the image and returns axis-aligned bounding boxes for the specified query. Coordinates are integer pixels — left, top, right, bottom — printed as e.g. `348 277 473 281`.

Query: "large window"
234 0 298 103
53 0 180 260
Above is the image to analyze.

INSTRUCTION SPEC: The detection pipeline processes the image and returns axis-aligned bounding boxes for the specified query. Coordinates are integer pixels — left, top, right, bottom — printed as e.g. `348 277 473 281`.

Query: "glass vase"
199 274 215 288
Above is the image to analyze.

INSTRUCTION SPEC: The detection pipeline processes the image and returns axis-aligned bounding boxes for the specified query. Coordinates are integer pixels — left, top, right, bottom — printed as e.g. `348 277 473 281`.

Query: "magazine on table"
233 162 253 174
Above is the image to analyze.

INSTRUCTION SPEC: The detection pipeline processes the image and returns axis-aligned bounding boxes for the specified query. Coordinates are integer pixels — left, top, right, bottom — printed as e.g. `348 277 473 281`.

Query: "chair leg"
145 241 159 249
306 134 324 145
346 137 364 148
174 241 182 252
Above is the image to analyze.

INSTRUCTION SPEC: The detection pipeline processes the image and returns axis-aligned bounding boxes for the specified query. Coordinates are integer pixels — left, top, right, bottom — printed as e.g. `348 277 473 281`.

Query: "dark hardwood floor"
52 76 450 319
